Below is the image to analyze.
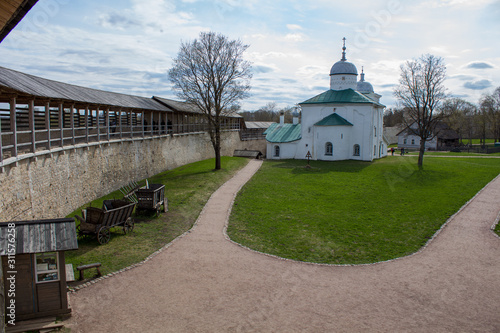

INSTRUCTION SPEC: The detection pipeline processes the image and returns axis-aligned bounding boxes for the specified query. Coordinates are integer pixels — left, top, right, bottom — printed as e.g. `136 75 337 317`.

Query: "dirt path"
66 159 500 332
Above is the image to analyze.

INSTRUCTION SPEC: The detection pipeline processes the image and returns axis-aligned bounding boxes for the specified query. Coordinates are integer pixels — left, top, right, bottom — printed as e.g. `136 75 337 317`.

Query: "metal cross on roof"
341 37 347 61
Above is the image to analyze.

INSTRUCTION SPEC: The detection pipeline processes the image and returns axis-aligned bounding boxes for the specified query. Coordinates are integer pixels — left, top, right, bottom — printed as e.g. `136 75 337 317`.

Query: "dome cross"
341 37 347 61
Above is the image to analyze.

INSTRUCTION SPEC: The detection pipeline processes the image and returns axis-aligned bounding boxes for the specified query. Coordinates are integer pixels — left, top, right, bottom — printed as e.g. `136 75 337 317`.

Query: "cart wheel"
123 217 134 234
76 224 83 238
97 227 111 244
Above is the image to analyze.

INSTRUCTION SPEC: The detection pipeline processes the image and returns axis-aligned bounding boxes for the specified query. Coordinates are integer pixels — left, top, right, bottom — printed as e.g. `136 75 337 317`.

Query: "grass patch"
466 139 497 145
405 151 500 156
66 157 248 277
228 157 500 265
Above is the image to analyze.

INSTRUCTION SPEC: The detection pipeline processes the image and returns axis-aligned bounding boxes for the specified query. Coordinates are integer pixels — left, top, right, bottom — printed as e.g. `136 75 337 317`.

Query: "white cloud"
285 33 306 42
1 0 499 110
286 24 303 31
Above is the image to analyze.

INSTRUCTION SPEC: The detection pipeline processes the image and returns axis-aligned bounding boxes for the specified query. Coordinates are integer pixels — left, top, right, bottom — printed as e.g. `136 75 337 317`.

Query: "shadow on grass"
268 159 372 174
150 169 214 182
408 169 453 186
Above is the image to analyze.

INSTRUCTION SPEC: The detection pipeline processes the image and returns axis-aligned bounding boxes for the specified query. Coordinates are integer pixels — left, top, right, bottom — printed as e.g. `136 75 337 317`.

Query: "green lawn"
65 157 248 278
405 151 500 157
228 157 500 264
467 138 497 145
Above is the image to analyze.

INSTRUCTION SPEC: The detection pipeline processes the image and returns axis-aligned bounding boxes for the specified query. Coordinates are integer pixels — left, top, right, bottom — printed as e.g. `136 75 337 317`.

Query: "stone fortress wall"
0 131 266 221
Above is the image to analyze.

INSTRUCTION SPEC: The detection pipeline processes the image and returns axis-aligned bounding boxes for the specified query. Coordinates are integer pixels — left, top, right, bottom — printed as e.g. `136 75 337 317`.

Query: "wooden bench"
76 263 102 280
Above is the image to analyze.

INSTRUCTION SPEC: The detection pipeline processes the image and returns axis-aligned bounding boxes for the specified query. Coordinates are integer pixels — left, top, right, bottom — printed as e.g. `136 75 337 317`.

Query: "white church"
265 39 388 161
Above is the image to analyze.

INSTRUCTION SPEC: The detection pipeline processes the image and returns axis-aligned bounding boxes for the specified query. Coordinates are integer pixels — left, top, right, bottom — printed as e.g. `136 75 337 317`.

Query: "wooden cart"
75 199 136 244
135 184 168 216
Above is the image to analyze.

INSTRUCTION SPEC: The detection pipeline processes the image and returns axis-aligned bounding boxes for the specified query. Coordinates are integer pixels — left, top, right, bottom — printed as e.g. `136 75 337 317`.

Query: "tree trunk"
215 147 221 170
214 128 221 170
418 138 426 168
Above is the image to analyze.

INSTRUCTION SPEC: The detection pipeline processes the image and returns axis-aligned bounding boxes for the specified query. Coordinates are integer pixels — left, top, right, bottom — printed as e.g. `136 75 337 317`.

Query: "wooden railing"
0 105 241 168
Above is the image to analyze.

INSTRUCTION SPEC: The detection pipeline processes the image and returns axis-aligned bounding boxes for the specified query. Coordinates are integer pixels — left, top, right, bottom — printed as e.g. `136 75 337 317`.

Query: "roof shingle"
315 113 353 126
264 123 302 143
300 88 384 107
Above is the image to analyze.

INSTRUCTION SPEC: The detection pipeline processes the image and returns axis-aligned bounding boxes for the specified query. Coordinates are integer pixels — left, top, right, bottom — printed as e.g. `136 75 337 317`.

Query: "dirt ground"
65 159 500 332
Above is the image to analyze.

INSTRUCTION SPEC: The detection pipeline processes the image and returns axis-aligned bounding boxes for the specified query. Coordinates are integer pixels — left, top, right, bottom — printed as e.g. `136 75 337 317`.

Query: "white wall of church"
266 141 300 160
330 74 357 90
296 103 384 161
313 127 352 161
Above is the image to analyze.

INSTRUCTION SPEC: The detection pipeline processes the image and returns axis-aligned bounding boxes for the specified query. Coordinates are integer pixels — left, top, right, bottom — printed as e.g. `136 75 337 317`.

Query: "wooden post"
159 113 163 135
106 107 110 141
129 111 133 138
118 109 122 140
70 104 75 145
141 111 145 138
45 101 51 150
58 102 64 147
96 107 100 142
10 96 17 158
85 106 89 144
149 112 153 137
29 99 35 153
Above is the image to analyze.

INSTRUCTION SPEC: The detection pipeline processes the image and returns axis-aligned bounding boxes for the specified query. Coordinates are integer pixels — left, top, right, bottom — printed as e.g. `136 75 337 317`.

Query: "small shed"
0 218 78 322
233 149 263 159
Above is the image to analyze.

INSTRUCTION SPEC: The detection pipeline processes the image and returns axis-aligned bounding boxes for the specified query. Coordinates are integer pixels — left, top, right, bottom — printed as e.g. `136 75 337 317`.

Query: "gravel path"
66 159 500 332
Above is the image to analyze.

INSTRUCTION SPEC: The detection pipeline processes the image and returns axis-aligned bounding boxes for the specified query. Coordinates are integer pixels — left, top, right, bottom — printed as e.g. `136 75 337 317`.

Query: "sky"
0 0 499 111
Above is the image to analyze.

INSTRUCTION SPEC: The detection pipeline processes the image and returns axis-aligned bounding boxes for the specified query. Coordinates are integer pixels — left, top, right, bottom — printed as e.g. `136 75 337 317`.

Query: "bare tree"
479 87 500 143
383 108 405 127
441 98 477 145
394 54 447 168
168 31 252 170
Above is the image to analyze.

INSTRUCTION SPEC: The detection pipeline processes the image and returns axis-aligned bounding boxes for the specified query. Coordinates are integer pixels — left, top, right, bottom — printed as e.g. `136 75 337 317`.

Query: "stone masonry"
0 131 265 221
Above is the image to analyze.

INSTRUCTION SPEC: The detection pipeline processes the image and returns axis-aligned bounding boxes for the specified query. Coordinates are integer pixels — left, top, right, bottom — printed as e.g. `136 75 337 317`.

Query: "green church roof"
264 123 302 143
315 113 353 126
300 88 384 107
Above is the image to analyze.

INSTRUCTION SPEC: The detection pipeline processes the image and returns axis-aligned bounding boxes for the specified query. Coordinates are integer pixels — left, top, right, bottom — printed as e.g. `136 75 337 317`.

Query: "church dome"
357 81 374 93
356 67 374 93
329 38 358 90
329 38 358 76
330 60 358 76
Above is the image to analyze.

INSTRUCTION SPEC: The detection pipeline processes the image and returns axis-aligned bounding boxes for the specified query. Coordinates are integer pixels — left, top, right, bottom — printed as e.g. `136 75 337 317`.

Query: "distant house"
397 122 459 150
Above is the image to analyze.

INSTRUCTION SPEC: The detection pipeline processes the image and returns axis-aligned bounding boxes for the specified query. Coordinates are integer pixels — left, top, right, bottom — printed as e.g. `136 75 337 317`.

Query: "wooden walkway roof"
0 0 38 43
0 65 173 111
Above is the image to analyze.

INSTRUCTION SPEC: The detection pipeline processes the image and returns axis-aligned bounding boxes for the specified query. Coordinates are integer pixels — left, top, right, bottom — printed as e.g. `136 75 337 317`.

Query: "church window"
325 142 333 156
374 126 377 137
411 139 415 145
353 144 360 156
274 145 280 157
374 145 377 156
404 139 407 144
